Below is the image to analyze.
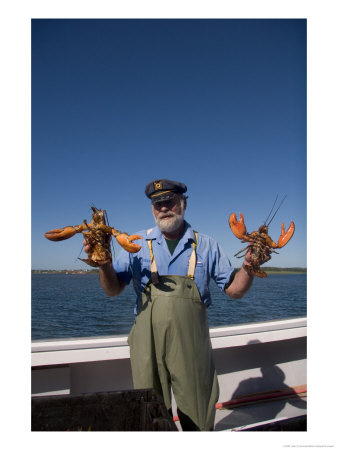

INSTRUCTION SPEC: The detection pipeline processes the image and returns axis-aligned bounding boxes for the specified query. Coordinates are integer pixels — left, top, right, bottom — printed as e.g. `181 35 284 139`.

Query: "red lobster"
44 206 142 267
229 196 295 278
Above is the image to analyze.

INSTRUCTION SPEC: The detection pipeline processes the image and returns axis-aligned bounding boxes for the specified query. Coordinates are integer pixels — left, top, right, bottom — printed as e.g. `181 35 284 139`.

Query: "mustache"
157 212 176 219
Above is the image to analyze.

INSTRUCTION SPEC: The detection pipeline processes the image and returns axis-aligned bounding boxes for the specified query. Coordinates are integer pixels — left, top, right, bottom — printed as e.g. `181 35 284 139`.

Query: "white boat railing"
31 317 306 367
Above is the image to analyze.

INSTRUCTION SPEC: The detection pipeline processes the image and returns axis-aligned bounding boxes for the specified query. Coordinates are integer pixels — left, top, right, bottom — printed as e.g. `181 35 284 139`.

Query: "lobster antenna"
104 209 110 227
267 194 287 227
111 236 116 261
264 194 279 225
76 245 84 262
103 208 115 258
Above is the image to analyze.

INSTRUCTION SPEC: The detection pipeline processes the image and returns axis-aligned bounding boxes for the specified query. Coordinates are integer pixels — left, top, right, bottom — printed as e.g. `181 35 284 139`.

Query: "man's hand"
82 237 125 296
83 238 91 253
243 246 272 268
82 237 112 267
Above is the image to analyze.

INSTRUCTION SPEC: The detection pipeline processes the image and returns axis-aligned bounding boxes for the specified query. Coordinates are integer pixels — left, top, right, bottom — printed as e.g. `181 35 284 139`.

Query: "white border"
2 1 337 448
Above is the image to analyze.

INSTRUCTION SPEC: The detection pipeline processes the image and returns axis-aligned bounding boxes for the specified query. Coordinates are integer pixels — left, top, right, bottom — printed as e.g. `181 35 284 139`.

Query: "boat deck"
32 317 307 431
214 395 306 431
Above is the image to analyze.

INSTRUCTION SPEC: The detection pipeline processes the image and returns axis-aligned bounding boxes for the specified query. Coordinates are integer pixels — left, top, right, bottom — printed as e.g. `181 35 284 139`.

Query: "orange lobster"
229 197 295 278
44 206 142 267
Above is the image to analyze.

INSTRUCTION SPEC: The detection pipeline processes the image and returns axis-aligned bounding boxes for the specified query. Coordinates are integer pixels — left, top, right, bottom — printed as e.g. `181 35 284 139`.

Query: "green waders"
128 236 219 431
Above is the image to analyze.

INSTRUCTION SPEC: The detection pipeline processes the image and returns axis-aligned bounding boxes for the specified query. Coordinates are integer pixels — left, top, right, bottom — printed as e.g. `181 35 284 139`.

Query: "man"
84 179 264 431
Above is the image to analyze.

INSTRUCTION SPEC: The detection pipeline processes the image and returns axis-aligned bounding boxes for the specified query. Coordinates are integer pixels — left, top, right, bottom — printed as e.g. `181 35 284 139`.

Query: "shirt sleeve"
113 249 133 285
210 239 235 291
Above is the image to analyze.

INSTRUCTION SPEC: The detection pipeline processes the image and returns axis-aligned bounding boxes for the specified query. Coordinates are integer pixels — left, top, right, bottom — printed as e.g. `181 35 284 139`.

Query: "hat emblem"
154 181 162 191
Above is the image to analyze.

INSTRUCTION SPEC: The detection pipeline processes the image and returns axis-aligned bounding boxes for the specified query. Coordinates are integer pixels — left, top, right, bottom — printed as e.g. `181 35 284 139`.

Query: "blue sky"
31 19 306 270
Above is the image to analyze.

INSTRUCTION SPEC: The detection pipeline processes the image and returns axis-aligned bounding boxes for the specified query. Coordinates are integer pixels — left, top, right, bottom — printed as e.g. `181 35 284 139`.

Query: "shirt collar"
146 221 196 244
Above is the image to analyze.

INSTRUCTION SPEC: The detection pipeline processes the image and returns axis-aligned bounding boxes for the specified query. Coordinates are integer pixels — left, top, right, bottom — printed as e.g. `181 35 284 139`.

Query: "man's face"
152 196 186 233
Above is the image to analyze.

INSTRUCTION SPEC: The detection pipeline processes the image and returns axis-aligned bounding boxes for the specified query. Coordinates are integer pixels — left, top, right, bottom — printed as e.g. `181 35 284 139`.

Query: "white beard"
153 202 185 234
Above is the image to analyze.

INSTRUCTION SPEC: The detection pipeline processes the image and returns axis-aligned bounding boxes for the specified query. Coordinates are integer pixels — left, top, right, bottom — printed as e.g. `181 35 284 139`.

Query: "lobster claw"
229 213 248 240
276 221 295 248
115 233 142 253
96 224 142 253
44 225 85 242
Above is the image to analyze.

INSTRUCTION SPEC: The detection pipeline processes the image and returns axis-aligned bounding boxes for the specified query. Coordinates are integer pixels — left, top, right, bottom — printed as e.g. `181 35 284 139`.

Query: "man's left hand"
244 246 272 266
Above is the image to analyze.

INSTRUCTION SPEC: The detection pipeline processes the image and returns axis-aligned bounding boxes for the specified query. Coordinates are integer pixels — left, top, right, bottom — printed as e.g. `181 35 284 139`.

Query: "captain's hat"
145 179 187 203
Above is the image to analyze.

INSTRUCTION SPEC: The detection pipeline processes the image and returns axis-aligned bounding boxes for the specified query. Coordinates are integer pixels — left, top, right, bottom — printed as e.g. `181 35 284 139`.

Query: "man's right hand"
82 238 113 267
83 238 91 253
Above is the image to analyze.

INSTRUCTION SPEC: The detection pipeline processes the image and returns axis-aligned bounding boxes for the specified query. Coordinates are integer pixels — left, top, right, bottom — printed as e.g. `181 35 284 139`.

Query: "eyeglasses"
152 197 180 210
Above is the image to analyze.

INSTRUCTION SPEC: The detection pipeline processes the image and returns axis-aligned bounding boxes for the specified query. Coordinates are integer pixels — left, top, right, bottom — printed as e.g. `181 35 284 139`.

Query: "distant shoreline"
32 269 100 274
260 267 306 274
239 267 306 274
31 267 307 275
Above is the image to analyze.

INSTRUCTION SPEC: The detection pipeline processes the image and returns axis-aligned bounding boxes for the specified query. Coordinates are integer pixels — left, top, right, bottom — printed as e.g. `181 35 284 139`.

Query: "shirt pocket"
194 259 206 277
193 258 211 301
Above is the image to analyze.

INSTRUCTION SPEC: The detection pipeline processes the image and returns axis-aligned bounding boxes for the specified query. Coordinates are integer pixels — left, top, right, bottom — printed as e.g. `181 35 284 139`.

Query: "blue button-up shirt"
113 221 234 314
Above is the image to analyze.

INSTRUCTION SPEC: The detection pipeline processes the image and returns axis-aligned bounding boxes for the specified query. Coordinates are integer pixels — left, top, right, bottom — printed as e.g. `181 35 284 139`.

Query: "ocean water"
31 273 306 341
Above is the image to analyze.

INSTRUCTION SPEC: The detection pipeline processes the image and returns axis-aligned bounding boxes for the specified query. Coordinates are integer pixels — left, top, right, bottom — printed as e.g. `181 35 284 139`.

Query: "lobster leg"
97 224 142 253
234 246 250 258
